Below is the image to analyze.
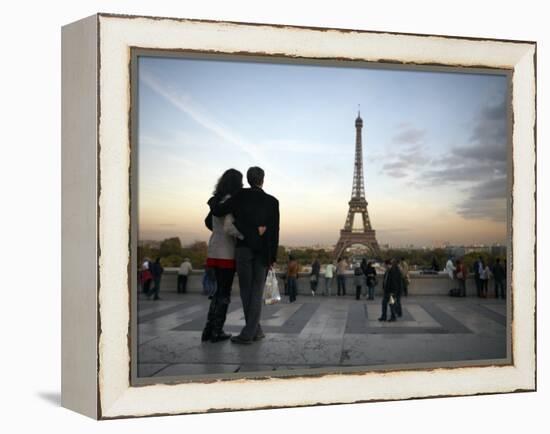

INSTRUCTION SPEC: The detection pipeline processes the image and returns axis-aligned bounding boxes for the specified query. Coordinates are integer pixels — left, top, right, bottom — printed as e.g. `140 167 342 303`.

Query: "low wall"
144 269 492 297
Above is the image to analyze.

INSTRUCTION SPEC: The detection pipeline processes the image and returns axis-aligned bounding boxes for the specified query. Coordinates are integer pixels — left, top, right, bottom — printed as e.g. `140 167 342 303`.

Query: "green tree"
159 237 182 257
161 254 183 267
181 240 208 268
138 245 160 265
276 245 287 264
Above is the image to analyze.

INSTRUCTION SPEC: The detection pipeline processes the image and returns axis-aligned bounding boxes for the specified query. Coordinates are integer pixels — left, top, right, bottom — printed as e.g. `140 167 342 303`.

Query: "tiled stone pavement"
137 293 507 378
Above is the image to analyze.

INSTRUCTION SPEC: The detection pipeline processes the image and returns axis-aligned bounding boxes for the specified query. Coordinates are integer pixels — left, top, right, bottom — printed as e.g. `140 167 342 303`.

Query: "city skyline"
137 55 509 247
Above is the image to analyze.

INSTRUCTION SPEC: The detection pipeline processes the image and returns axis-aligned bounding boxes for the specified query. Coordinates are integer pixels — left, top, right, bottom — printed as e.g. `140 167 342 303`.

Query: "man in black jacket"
378 259 403 322
210 166 280 344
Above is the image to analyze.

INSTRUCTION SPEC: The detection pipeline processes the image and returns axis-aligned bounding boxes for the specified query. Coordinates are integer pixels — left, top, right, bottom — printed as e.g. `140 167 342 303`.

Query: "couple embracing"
202 166 280 344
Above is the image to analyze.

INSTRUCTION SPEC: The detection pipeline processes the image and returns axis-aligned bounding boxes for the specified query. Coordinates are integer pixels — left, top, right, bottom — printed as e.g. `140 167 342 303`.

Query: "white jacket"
445 259 456 279
207 196 243 260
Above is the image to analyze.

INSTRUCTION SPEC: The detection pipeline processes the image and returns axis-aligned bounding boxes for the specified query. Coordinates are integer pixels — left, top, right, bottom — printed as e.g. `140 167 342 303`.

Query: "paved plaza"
137 293 507 378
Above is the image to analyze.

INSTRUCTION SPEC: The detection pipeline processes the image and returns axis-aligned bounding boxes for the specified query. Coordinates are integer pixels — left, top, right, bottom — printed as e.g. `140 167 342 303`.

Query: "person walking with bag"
378 259 403 322
211 167 280 345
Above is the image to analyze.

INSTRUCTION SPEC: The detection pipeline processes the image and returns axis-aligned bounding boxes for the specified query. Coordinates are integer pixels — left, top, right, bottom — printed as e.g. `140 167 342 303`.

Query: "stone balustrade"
143 268 496 297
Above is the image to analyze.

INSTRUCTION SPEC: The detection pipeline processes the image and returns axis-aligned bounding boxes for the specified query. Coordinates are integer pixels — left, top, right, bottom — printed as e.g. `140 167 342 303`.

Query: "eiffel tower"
333 110 381 259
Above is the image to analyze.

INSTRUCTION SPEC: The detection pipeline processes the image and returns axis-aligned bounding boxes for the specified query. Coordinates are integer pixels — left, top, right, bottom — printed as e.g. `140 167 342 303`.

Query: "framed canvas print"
61 13 536 419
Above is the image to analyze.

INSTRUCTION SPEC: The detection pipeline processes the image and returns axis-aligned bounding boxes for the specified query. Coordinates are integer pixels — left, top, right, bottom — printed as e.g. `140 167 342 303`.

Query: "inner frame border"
128 47 514 388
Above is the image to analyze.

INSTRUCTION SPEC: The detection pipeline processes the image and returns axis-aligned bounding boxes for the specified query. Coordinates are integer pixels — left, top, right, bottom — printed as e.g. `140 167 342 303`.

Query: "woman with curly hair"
201 169 245 342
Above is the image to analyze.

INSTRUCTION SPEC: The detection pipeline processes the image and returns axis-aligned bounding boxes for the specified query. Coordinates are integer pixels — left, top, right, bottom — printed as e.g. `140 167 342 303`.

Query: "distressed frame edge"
61 13 100 420
95 11 536 46
94 14 537 419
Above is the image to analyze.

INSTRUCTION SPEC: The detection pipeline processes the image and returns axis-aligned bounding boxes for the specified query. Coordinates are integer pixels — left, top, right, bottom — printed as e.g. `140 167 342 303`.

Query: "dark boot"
201 298 217 342
210 298 231 343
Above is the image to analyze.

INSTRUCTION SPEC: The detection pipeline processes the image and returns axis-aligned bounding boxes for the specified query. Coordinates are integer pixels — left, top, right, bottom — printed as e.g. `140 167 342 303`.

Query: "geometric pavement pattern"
137 294 507 378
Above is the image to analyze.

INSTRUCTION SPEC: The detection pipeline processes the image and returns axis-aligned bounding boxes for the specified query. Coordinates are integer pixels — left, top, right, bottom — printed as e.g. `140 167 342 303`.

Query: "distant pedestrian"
177 257 193 293
364 260 377 300
287 255 299 302
354 265 364 300
310 258 320 296
479 259 491 298
394 258 403 317
324 261 336 296
378 259 403 322
140 257 153 295
455 259 467 297
492 258 506 299
359 259 368 298
445 255 456 295
474 256 483 297
148 257 164 300
399 257 410 296
336 257 348 296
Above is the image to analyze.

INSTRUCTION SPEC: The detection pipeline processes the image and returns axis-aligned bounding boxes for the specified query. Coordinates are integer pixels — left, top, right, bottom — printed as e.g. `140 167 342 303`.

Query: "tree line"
139 237 505 272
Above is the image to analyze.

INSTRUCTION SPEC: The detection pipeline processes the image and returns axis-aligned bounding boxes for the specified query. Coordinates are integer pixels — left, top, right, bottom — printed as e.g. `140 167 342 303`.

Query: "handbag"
389 294 396 305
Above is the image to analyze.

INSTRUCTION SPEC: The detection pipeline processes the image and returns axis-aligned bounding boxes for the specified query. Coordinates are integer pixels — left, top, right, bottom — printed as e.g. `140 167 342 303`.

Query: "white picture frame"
61 13 536 419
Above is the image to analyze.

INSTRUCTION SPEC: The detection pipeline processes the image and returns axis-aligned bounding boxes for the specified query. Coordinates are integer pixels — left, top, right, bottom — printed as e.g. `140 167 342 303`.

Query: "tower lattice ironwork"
333 111 381 259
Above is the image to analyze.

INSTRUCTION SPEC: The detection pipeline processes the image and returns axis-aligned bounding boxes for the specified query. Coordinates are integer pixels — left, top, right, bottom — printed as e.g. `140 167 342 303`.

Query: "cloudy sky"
137 55 509 247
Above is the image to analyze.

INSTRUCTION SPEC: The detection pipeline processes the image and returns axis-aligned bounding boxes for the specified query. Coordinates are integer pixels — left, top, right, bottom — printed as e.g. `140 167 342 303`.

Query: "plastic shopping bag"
263 269 281 305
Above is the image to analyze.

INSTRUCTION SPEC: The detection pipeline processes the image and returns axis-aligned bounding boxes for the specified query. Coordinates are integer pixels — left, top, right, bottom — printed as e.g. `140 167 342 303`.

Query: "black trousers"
148 277 161 298
203 267 235 336
310 279 318 293
214 268 234 300
337 275 346 295
381 292 397 319
458 279 466 297
141 278 151 294
494 279 505 299
481 279 488 297
288 277 297 302
395 292 402 317
475 275 482 297
235 247 268 340
177 274 188 293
